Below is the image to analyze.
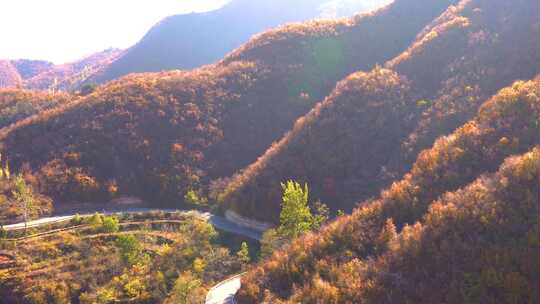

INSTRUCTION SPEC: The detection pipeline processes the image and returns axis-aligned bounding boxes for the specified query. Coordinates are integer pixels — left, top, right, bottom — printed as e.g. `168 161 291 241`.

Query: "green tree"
12 174 37 234
260 181 330 259
236 241 250 265
277 180 313 239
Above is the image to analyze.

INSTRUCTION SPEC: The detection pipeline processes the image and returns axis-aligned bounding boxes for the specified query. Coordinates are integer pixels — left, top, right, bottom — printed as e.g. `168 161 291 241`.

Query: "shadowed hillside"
90 0 391 84
222 0 540 223
0 0 455 207
237 78 540 302
11 60 54 80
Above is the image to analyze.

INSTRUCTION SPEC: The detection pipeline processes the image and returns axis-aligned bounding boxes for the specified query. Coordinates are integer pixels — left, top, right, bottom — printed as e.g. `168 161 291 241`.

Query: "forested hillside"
223 0 540 222
238 78 540 302
0 0 456 208
0 89 71 129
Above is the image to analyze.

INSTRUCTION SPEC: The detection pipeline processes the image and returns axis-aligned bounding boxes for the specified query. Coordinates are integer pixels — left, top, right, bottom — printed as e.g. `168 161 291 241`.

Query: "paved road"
3 209 263 241
3 208 259 303
206 274 243 304
3 215 74 230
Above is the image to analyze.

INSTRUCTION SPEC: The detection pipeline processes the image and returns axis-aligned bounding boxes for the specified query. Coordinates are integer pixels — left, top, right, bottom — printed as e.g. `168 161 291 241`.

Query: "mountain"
0 49 122 91
237 77 540 302
10 60 54 80
0 0 454 207
1 1 389 91
222 0 540 223
0 61 22 88
90 0 391 84
23 49 123 91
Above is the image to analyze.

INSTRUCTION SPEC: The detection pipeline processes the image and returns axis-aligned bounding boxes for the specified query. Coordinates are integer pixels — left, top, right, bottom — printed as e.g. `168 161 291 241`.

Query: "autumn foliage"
0 0 539 302
0 0 456 208
0 89 70 129
223 0 540 222
237 79 540 302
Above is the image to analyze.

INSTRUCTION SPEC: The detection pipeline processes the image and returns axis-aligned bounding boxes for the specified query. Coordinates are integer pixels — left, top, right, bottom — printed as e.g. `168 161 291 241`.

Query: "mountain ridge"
0 0 456 210
222 0 540 223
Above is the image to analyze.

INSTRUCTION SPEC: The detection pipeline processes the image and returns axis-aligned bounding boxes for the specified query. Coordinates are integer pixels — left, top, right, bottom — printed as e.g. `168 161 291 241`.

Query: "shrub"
70 213 82 225
87 212 103 228
168 272 205 304
259 229 286 259
101 216 120 233
183 190 208 206
115 234 142 265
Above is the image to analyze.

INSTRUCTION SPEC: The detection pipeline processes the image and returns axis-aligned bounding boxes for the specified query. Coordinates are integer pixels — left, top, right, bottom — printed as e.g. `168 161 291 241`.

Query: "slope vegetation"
0 89 71 129
238 78 540 302
0 0 456 207
222 0 540 222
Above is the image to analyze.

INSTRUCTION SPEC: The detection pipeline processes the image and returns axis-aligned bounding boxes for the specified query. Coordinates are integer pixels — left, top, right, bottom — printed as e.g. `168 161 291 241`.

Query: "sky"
0 0 230 64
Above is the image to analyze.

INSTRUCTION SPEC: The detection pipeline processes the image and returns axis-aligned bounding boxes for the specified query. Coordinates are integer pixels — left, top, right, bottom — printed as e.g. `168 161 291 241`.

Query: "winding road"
4 209 263 241
3 208 261 304
206 273 244 304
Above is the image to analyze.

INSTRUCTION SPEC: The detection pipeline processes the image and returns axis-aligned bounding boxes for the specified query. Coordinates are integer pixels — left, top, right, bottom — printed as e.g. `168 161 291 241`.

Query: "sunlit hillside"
0 0 455 208
223 0 540 222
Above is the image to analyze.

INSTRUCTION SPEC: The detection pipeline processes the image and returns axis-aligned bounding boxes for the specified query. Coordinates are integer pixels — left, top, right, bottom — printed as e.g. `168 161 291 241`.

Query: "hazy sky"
0 0 230 64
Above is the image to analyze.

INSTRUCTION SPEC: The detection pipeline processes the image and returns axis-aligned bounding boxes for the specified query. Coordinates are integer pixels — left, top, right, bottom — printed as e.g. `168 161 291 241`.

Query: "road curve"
206 273 244 304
